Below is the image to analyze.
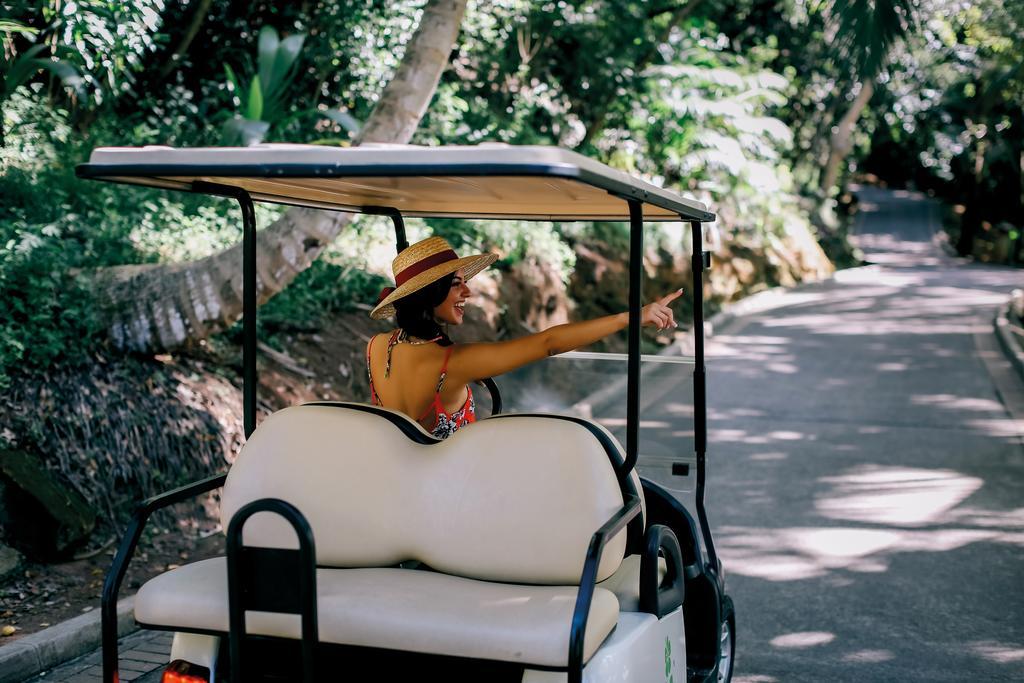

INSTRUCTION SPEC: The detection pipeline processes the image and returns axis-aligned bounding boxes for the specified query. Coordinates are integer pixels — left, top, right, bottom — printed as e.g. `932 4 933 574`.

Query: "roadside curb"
0 597 136 683
994 291 1024 383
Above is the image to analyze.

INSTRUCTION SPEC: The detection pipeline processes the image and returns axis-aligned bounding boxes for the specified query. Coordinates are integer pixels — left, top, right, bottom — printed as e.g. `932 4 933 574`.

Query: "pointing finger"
658 288 684 305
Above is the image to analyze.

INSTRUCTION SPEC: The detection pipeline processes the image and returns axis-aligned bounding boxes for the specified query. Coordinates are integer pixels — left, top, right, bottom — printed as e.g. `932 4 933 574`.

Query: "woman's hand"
449 287 686 382
641 288 684 330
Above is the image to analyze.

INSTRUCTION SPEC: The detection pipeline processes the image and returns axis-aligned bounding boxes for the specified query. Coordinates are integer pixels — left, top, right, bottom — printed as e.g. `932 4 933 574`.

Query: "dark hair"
393 272 455 346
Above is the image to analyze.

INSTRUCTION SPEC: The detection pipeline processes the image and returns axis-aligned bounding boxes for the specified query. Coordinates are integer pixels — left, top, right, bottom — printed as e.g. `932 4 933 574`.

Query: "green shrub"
0 94 256 384
259 259 390 337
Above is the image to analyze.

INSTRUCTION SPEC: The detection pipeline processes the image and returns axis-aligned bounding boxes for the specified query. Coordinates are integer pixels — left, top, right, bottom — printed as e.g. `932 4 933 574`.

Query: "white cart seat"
135 558 619 667
136 403 641 667
219 404 632 584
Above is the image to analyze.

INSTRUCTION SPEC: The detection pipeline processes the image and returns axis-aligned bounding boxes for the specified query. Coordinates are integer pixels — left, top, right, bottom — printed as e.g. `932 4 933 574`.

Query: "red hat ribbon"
394 249 458 286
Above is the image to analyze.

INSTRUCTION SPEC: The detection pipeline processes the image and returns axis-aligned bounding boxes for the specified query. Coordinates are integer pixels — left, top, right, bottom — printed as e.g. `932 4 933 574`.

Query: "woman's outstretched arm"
448 289 684 383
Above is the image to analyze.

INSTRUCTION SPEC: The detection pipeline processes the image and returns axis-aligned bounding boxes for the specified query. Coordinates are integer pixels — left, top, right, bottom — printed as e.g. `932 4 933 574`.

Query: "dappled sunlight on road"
707 334 796 361
910 394 1006 412
748 451 788 461
965 417 1024 439
706 405 765 420
857 246 950 268
841 649 895 663
710 427 817 446
816 465 982 526
719 526 895 580
770 631 835 648
827 297 881 313
911 285 1008 306
907 394 1023 439
970 642 1024 664
717 463 1024 582
918 341 962 358
662 401 695 417
761 311 993 336
711 188 1024 680
744 274 1010 338
948 506 1024 529
718 523 1019 582
596 418 671 429
831 266 925 288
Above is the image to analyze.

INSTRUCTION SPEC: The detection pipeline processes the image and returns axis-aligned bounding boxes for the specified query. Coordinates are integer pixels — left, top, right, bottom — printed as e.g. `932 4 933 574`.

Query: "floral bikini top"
366 331 476 439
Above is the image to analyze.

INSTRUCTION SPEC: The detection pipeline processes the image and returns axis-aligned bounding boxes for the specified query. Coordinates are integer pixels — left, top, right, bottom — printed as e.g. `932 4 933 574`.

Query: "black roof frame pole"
363 205 409 252
190 182 258 438
623 199 644 477
689 219 719 570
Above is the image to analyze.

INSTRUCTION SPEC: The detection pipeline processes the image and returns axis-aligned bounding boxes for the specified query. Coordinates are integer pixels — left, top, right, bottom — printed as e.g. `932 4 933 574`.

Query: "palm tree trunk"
91 0 469 352
356 0 468 144
820 79 874 195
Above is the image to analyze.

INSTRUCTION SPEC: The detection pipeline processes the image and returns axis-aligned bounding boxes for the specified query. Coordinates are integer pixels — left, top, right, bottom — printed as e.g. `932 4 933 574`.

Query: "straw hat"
370 236 497 320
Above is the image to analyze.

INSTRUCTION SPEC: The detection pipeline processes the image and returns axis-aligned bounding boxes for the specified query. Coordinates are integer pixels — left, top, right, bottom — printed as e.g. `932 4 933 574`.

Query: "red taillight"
161 659 211 683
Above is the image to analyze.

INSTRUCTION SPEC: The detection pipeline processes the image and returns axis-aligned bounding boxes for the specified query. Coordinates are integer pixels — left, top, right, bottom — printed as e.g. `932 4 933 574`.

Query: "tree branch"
158 0 214 79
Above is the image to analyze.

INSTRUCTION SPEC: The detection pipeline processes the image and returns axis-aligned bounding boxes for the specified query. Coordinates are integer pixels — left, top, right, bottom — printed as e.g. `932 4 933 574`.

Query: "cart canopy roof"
76 143 714 222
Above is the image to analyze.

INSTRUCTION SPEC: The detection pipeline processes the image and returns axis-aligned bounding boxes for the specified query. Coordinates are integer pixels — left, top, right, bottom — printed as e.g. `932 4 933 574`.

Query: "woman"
367 236 683 439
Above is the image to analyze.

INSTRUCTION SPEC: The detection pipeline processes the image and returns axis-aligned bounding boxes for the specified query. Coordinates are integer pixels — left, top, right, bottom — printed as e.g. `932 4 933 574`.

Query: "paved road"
696 188 1024 681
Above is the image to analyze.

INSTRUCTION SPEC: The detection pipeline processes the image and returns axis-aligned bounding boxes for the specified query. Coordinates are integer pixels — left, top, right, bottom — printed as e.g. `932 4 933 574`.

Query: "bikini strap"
384 329 401 378
435 346 455 393
366 335 379 405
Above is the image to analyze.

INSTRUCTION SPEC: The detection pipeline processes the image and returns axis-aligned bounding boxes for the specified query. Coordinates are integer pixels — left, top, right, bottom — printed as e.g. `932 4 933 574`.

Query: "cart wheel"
715 596 736 683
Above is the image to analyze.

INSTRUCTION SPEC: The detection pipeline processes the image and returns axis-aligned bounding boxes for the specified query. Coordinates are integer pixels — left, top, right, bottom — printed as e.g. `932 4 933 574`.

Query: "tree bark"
91 0 469 352
157 0 214 79
820 79 874 195
356 0 468 144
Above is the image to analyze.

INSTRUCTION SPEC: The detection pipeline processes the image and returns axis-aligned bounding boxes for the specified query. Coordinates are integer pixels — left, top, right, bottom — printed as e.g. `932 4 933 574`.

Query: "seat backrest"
220 403 629 585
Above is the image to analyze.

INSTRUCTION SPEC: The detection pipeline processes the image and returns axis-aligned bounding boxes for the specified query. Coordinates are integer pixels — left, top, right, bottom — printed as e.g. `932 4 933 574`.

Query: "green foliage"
221 26 308 145
2 0 918 389
0 148 102 388
257 259 390 339
27 0 165 106
1 42 81 98
0 90 269 384
644 57 793 195
860 0 1023 255
832 0 916 80
0 19 83 146
0 229 98 389
428 218 577 283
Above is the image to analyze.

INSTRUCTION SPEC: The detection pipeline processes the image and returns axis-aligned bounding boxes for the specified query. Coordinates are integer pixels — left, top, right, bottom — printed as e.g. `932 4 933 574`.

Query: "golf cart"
76 144 735 683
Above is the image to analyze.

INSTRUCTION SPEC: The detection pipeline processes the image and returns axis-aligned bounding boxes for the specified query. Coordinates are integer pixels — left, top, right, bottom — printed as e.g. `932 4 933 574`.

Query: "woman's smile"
434 269 471 325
